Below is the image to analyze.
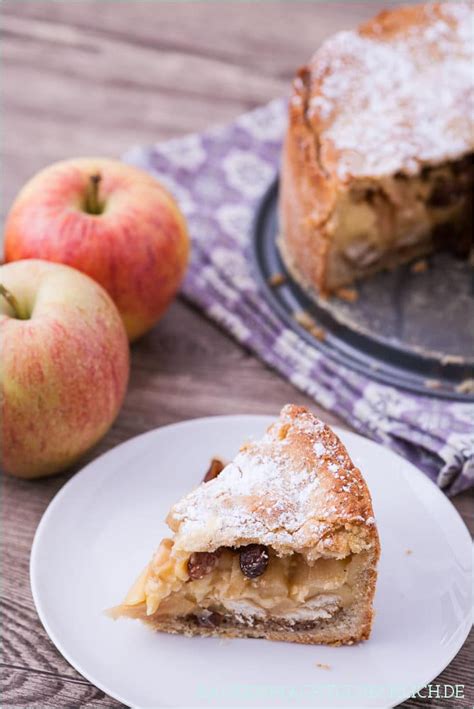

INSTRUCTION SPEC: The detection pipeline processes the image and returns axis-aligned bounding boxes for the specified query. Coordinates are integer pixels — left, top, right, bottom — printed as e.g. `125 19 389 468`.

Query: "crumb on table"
315 662 331 670
293 310 326 341
405 549 413 556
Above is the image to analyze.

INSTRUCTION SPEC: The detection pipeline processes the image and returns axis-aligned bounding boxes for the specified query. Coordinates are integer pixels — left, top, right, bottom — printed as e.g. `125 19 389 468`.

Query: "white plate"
30 416 472 709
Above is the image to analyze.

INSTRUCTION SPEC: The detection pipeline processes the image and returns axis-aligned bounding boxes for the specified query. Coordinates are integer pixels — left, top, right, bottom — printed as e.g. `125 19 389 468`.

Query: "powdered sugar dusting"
307 3 473 178
170 405 375 554
313 441 326 456
172 448 320 546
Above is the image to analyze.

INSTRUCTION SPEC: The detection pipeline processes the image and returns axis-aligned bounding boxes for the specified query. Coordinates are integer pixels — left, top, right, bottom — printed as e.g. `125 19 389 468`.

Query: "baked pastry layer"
280 3 473 294
111 405 380 645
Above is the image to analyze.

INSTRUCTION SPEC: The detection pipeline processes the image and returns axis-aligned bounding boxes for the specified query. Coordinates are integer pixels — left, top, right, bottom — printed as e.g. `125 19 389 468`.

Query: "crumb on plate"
335 287 359 303
424 379 441 389
267 272 287 287
293 310 326 341
411 259 428 274
456 378 474 395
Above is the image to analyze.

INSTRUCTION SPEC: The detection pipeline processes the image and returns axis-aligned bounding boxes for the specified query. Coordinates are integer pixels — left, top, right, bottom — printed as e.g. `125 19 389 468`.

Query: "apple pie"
110 405 380 645
280 2 473 296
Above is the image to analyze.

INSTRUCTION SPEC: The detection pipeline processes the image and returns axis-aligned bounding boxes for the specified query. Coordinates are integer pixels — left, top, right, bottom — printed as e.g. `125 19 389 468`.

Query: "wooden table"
2 3 472 707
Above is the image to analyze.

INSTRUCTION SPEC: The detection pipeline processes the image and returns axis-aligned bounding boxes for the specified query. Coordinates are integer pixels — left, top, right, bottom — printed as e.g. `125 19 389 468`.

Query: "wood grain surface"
1 2 472 708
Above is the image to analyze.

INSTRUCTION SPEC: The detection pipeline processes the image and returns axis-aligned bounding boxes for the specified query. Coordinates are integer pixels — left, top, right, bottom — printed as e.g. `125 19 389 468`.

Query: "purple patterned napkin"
125 98 474 496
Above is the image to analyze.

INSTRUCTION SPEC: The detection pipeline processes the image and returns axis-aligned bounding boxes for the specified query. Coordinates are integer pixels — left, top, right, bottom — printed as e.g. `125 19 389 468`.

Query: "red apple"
4 158 190 341
0 259 130 479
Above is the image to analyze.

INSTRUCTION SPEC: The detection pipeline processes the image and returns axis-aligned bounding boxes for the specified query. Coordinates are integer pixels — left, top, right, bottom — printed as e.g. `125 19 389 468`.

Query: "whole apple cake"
279 2 473 296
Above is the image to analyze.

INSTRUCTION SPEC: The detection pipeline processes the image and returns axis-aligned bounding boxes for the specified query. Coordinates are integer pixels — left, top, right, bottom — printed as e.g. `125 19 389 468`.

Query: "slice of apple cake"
110 405 380 645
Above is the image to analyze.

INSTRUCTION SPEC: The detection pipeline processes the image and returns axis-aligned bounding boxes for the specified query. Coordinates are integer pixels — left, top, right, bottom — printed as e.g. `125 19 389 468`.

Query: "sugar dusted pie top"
300 2 474 180
167 405 377 559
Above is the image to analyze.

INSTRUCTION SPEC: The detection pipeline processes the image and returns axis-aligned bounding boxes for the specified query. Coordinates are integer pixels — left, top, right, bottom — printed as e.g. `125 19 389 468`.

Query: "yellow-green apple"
0 259 130 479
4 158 190 341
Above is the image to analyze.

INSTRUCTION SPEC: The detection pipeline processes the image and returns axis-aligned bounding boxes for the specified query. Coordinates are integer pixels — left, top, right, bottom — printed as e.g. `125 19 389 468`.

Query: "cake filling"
131 540 365 626
325 156 473 289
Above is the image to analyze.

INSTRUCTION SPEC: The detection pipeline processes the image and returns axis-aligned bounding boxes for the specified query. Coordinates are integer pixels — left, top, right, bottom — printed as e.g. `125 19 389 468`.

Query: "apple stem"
0 284 29 320
85 173 103 215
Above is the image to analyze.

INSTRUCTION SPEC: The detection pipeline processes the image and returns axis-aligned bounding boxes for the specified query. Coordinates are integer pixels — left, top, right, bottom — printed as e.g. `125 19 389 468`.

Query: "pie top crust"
167 404 378 560
294 2 473 181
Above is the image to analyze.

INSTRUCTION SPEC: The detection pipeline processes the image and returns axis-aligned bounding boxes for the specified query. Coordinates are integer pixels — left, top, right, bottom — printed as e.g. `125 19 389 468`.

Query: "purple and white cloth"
125 98 474 496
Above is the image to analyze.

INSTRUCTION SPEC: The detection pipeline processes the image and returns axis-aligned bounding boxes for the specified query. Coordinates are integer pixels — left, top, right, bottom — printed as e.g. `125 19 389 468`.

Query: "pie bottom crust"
118 603 374 646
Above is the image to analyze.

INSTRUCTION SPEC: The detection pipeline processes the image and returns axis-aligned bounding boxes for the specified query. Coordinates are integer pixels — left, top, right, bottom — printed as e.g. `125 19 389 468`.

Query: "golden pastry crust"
167 404 378 559
279 2 473 295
